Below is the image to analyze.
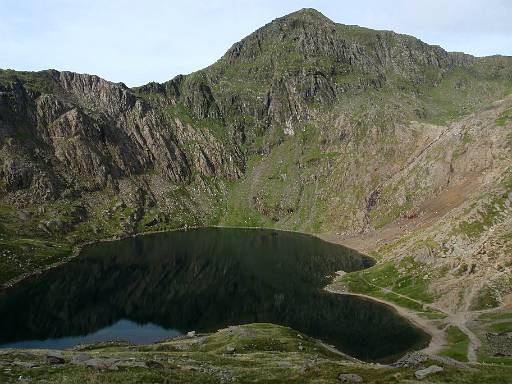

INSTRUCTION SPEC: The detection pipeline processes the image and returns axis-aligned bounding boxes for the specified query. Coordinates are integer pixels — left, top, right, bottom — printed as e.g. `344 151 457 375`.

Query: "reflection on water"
0 319 179 349
0 228 429 361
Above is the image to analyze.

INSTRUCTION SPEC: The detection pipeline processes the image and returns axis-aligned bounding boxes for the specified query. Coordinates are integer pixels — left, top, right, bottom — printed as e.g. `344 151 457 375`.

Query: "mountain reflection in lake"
0 228 429 361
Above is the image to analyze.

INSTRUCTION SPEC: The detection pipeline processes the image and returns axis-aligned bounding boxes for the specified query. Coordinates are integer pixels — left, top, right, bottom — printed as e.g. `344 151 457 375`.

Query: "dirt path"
329 281 488 362
326 264 485 362
325 286 446 355
450 271 494 363
317 175 491 364
358 274 486 362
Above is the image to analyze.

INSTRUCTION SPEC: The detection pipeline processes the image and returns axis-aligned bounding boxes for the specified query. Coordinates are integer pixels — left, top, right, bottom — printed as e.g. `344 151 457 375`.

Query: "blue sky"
1 0 511 86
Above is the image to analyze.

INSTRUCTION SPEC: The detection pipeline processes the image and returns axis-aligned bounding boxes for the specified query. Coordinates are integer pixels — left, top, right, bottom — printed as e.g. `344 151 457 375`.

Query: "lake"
0 228 429 362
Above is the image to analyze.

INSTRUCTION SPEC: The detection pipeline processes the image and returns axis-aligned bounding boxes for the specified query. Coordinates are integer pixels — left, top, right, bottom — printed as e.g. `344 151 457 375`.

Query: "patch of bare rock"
338 372 363 382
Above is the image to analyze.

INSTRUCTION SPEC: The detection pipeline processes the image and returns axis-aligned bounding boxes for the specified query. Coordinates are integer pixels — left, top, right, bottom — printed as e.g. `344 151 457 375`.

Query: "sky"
1 0 511 87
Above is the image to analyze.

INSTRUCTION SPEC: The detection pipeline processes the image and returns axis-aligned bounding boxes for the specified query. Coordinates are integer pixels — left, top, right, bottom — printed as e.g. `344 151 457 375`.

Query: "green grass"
2 323 512 383
0 69 55 93
0 204 74 285
338 258 436 303
479 311 512 321
496 108 512 126
302 147 339 163
488 321 512 334
440 326 470 362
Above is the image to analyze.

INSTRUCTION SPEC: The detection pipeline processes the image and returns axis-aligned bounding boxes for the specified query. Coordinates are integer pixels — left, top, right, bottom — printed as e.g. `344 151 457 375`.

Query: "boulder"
415 365 443 380
392 352 429 368
299 358 314 374
45 350 65 364
12 360 39 368
338 373 363 382
70 353 91 365
226 346 236 354
84 358 119 370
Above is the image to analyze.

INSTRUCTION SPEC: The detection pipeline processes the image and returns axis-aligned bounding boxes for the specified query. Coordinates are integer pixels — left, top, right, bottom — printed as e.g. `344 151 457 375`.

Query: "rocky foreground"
1 323 511 384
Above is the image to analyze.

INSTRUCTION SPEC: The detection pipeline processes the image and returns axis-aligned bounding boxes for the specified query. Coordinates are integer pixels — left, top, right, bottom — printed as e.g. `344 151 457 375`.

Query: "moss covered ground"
1 323 512 384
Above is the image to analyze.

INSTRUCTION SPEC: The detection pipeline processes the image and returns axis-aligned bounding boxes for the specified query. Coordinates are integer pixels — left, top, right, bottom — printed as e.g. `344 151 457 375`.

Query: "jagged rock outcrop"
0 70 244 207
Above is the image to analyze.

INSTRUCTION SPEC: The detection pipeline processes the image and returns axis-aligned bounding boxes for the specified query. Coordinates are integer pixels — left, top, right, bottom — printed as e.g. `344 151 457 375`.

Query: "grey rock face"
0 70 244 206
0 7 511 257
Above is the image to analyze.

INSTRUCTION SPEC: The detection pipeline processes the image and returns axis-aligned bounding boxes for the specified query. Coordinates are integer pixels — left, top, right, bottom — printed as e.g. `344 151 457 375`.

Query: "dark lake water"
0 228 429 361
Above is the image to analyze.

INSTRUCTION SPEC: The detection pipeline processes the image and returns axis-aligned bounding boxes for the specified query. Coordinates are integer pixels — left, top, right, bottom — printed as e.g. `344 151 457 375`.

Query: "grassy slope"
1 323 512 384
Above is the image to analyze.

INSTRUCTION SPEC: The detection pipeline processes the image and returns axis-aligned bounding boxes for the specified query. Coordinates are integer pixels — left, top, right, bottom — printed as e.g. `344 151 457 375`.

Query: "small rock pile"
487 333 512 356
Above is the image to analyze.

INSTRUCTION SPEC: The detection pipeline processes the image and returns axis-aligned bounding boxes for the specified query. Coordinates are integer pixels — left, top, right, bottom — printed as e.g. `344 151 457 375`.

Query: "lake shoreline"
2 225 373 290
1 226 433 362
325 287 443 356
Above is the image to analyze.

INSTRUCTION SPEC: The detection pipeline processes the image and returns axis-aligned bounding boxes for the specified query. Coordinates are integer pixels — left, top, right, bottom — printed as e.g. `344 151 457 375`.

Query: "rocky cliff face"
0 70 243 203
1 8 512 311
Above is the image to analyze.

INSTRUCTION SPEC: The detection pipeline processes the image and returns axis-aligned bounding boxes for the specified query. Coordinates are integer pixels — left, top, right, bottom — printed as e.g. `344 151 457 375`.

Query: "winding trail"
361 274 485 363
328 272 484 363
326 286 446 355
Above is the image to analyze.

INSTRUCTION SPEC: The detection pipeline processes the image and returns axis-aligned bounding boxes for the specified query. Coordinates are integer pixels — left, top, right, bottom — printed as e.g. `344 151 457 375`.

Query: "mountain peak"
277 8 334 26
286 8 330 19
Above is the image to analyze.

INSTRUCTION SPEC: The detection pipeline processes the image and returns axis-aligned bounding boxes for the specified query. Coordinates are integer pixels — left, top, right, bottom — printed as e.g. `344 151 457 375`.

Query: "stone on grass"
299 358 314 374
338 373 363 382
45 351 65 365
84 358 119 370
12 361 39 369
277 361 293 369
70 353 91 365
415 365 444 380
226 346 236 353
